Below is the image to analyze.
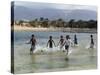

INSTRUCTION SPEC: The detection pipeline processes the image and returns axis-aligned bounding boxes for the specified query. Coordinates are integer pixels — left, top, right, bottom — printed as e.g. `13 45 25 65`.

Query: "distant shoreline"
12 25 97 33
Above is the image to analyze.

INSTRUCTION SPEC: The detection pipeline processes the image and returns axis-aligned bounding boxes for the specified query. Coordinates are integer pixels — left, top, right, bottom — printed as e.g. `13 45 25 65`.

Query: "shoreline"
13 25 97 33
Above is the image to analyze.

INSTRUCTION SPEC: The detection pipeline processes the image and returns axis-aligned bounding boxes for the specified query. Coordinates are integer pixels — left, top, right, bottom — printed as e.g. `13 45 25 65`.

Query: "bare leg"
30 48 32 54
63 50 65 52
66 49 69 55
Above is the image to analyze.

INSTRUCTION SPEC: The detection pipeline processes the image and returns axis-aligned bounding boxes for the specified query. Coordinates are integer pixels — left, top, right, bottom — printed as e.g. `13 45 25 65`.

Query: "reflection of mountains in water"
14 6 97 21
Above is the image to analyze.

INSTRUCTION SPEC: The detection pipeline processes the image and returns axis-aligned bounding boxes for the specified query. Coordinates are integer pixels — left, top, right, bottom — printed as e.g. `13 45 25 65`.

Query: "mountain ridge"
14 5 97 21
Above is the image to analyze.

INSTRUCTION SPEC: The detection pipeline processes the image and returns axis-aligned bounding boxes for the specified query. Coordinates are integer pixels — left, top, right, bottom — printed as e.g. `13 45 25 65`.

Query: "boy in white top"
62 35 73 55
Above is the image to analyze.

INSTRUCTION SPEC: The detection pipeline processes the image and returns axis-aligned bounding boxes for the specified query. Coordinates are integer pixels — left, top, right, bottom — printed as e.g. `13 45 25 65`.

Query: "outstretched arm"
57 40 60 46
52 40 56 47
62 41 65 47
70 40 74 46
47 41 49 47
26 39 31 44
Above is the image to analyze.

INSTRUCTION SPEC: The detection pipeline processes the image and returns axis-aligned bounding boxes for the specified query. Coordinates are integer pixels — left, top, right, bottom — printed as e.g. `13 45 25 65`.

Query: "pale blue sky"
14 1 97 11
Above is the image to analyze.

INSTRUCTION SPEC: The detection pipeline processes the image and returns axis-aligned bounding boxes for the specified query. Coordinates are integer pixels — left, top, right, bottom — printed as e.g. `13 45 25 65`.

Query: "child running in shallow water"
90 35 94 48
27 34 37 54
74 34 78 46
62 35 73 55
57 35 64 50
47 36 56 48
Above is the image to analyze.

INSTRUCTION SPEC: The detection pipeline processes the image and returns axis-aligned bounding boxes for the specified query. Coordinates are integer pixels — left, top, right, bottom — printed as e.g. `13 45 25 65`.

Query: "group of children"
27 34 94 55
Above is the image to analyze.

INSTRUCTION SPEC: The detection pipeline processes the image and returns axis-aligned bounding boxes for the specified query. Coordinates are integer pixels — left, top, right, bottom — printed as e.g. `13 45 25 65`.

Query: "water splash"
85 44 96 49
33 44 74 55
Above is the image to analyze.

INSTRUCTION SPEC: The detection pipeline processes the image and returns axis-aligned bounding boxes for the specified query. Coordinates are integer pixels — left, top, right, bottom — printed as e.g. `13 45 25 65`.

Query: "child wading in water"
27 34 37 54
47 36 56 48
90 35 94 48
62 35 73 55
74 34 78 46
57 35 64 50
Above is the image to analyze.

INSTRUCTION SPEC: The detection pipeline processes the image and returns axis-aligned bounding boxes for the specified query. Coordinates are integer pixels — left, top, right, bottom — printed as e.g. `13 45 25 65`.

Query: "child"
47 36 56 48
27 34 37 54
62 35 73 55
57 35 64 50
90 35 94 48
74 34 78 46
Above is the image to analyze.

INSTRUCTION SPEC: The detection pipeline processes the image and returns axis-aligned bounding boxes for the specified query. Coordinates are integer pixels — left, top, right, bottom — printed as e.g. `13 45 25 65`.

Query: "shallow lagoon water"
14 31 97 74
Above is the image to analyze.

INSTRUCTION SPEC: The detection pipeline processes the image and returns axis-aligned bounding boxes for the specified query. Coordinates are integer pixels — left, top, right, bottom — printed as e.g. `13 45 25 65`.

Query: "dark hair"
32 34 34 37
49 36 52 38
90 35 93 37
60 35 63 38
66 35 69 39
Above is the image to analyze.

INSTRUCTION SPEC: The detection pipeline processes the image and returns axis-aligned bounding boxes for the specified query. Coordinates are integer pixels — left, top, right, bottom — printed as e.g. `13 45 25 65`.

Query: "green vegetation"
14 18 97 28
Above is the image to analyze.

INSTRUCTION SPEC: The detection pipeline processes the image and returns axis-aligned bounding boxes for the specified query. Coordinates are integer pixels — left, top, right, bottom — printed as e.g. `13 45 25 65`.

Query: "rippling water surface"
14 31 97 74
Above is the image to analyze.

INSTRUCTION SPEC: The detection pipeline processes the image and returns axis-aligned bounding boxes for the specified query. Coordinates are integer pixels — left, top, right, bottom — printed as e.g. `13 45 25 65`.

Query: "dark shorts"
65 45 69 50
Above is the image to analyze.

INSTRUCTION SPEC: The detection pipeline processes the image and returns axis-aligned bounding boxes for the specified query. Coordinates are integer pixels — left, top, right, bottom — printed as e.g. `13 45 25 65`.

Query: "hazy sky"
14 1 97 11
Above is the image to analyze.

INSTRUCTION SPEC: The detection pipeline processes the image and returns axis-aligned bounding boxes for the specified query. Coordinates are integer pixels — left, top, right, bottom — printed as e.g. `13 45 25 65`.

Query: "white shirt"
65 39 73 46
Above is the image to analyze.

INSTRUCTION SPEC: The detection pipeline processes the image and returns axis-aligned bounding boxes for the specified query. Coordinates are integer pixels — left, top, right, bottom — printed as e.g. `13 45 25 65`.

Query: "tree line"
14 17 97 28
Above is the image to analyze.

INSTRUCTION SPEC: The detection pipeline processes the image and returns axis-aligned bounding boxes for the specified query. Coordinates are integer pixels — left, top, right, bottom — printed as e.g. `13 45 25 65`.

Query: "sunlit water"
14 31 97 74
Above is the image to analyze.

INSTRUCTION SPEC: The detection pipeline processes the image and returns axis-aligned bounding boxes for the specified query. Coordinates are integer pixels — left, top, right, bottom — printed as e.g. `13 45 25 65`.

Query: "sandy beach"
13 25 97 33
